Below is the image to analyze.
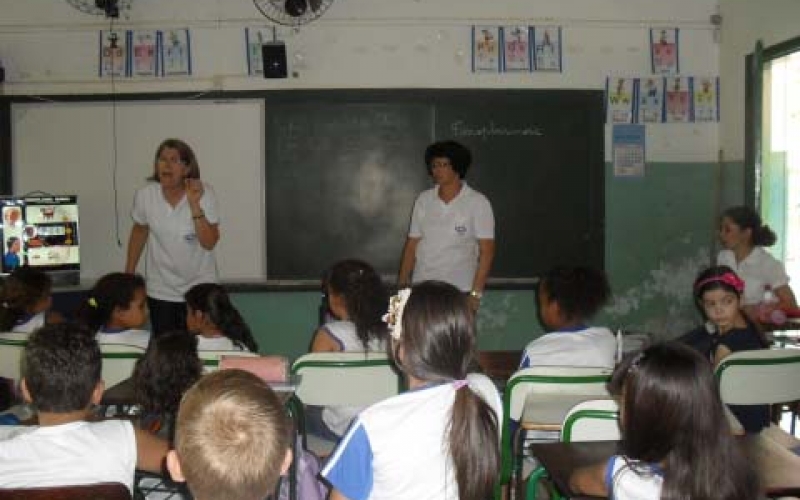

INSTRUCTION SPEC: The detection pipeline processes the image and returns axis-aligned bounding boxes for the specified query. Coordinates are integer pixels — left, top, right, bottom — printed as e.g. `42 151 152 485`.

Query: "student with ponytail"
322 281 501 500
184 283 259 353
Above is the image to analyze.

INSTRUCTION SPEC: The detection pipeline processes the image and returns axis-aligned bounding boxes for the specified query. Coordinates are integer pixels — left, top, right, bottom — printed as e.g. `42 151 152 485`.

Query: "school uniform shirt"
131 181 220 302
519 326 617 369
322 373 501 500
10 311 45 334
319 321 386 436
96 327 151 349
717 247 790 306
605 456 663 500
409 183 494 292
196 335 247 351
0 419 137 492
680 321 769 433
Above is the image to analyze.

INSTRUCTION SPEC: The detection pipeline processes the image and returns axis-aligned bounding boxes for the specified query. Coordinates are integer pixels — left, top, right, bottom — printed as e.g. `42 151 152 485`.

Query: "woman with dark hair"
717 205 796 315
322 281 501 500
397 140 495 311
570 342 759 500
125 138 221 336
185 283 258 353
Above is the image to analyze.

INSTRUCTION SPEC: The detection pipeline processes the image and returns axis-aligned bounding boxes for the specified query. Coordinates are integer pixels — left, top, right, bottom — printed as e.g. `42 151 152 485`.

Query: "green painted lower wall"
233 160 748 363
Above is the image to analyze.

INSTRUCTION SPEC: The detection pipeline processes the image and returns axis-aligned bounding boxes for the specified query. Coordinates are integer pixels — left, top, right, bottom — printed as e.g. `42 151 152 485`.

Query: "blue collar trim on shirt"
553 324 587 333
99 326 128 334
14 313 35 326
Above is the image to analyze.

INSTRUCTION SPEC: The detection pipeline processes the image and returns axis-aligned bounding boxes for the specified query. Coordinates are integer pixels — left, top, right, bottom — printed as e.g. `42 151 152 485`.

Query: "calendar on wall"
612 124 645 178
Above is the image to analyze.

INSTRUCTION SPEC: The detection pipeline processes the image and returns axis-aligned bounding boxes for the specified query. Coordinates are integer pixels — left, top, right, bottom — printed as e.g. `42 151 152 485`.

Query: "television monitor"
0 195 80 285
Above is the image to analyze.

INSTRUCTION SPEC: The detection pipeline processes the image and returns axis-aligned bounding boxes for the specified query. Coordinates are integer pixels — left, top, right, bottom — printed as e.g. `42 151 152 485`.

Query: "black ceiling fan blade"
285 0 307 17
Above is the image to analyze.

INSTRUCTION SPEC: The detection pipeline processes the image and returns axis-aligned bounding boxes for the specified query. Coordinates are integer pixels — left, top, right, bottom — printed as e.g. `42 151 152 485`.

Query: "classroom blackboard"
265 90 604 284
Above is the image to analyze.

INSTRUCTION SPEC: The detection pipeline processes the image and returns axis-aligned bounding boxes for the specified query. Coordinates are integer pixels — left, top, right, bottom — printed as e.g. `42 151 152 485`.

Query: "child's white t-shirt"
10 311 45 334
520 326 616 369
96 328 151 349
605 455 663 500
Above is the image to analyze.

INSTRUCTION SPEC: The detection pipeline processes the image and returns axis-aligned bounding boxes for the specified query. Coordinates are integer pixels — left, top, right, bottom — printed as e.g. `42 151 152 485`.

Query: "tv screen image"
1 195 80 284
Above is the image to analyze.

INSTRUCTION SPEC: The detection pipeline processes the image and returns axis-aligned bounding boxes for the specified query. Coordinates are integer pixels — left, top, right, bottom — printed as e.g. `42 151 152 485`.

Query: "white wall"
720 0 800 161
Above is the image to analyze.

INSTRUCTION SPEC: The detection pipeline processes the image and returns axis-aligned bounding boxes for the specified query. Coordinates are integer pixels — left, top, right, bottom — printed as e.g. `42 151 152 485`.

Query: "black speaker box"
262 42 288 79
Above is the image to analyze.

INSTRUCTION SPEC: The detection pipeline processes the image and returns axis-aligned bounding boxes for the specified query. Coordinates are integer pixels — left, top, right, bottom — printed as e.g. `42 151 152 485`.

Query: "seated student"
307 259 389 439
322 282 501 500
133 330 203 437
519 266 615 369
79 272 150 349
185 283 259 352
167 369 292 500
679 265 770 433
570 342 758 500
0 323 168 492
0 266 62 334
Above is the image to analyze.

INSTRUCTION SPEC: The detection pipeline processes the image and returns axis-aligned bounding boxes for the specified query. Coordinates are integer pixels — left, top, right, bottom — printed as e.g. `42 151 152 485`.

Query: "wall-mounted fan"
65 0 132 18
253 0 335 26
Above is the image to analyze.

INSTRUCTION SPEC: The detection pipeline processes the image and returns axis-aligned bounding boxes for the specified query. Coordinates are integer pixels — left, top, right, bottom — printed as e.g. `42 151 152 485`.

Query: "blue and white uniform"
605 455 663 500
96 327 150 349
10 311 45 334
520 326 617 369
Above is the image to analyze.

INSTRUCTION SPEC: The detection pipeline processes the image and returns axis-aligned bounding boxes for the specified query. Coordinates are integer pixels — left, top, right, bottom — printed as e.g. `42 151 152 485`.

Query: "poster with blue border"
472 26 501 73
650 28 679 75
532 26 562 72
160 28 192 76
693 76 720 122
131 29 158 77
637 77 665 123
501 26 532 72
606 77 638 124
99 30 130 78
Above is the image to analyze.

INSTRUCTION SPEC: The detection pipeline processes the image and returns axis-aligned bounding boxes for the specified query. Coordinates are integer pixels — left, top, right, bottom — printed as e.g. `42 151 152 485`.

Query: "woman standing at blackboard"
397 140 495 310
125 139 221 336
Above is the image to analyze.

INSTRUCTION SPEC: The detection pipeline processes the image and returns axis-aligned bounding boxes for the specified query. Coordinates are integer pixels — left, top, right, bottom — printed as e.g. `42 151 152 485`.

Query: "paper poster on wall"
638 77 665 123
650 28 679 74
665 76 692 122
131 30 158 77
245 27 273 76
160 29 192 76
98 30 129 78
501 26 531 72
606 77 637 124
472 26 501 73
693 76 719 122
613 124 646 178
532 26 562 72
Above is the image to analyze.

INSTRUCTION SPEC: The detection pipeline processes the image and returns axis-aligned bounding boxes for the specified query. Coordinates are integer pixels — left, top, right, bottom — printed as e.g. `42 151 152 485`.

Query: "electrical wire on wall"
108 15 123 248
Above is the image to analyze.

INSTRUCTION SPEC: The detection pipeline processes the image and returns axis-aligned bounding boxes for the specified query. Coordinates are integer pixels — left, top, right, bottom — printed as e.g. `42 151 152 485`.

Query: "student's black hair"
78 272 145 331
424 140 472 178
692 265 768 347
0 266 52 331
395 281 499 500
722 205 777 247
24 323 101 413
134 330 202 422
539 266 610 323
610 342 759 500
185 283 259 353
324 259 388 350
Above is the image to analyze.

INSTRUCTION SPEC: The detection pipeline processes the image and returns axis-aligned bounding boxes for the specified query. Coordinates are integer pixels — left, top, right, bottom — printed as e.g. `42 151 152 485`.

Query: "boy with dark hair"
0 323 167 492
167 369 292 500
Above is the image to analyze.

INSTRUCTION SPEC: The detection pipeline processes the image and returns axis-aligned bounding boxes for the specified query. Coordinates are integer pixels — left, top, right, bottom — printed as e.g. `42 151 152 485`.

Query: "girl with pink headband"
679 265 769 433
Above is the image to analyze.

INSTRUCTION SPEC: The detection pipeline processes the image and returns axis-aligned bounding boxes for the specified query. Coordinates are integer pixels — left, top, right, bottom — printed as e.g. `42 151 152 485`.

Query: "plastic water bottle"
760 285 787 325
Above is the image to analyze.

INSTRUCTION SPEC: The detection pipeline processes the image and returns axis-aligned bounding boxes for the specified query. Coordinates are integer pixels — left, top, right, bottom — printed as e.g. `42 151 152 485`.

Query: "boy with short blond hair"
167 369 292 500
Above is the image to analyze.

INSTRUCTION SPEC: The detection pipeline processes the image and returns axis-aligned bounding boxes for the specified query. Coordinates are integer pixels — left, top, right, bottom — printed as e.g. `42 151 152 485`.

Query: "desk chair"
0 334 27 382
498 366 612 500
0 482 131 500
197 349 259 372
290 352 402 456
526 399 620 500
715 348 800 435
99 344 145 388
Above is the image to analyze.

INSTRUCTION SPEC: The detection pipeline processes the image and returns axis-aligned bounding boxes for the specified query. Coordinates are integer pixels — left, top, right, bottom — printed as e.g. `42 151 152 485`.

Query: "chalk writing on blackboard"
450 120 544 140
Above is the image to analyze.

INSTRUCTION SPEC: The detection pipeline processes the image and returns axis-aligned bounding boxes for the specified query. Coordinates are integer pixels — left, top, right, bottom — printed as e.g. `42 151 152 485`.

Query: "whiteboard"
12 100 265 281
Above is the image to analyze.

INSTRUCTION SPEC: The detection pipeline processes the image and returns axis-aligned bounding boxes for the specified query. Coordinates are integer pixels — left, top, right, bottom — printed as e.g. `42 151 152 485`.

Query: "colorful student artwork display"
131 30 158 77
501 26 531 72
245 27 274 76
99 30 129 78
606 76 720 124
472 26 501 72
638 77 665 123
533 26 562 72
693 77 720 122
665 76 692 123
160 29 192 76
612 124 646 178
650 28 679 75
606 77 636 124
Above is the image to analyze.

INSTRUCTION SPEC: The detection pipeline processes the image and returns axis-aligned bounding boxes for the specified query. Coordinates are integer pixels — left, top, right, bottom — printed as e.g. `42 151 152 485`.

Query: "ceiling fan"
65 0 132 18
253 0 335 27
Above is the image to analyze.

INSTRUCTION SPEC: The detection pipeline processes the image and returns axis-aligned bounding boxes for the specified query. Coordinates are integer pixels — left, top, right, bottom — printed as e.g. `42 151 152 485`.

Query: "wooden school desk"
529 434 800 499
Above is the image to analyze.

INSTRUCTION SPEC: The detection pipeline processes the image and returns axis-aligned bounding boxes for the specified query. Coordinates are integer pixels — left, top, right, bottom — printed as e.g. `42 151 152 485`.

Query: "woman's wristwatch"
192 209 205 220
